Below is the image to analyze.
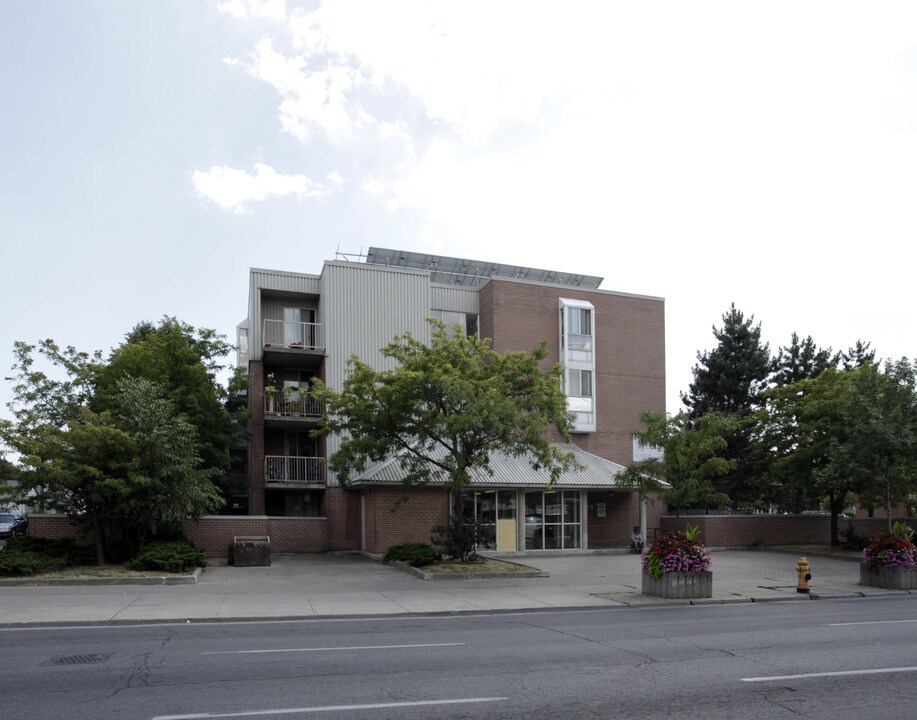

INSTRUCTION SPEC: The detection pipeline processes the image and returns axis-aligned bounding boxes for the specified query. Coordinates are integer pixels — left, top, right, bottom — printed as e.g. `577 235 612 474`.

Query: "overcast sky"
1 0 915 418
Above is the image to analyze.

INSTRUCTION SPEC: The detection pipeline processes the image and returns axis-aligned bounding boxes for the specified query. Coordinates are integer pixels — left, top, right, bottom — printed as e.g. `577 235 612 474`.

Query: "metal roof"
365 247 604 289
349 443 632 489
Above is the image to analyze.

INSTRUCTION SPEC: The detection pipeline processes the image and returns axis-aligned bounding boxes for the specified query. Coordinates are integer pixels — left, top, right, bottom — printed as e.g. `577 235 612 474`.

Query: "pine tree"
680 304 772 507
772 333 839 387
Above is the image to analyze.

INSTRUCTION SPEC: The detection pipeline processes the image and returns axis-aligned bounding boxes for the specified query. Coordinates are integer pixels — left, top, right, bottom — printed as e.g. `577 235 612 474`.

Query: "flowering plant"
862 531 916 571
642 524 711 578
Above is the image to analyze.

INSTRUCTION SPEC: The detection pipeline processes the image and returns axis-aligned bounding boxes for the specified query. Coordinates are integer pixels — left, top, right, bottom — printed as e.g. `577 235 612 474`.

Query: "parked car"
0 513 28 538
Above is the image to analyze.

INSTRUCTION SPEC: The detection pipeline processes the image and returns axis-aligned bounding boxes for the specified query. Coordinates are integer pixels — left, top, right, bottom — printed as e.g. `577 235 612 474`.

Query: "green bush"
383 542 442 568
0 537 95 576
127 540 206 573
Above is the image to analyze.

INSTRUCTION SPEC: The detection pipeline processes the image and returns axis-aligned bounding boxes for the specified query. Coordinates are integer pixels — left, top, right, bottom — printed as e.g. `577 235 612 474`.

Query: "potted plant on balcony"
641 523 713 599
859 522 917 590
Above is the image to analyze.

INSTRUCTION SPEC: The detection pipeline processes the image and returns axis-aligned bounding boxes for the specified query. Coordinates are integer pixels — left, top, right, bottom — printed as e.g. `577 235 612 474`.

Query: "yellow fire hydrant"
796 556 812 593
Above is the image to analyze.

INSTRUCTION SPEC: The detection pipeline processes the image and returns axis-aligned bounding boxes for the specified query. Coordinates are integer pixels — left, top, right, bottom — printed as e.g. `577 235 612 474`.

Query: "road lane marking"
829 620 917 626
152 697 508 719
742 666 917 682
200 642 464 655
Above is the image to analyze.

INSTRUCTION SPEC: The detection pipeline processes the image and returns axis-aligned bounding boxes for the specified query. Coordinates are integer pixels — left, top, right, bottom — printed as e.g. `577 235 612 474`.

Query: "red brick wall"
479 279 665 467
586 492 664 547
361 486 451 554
26 515 90 543
248 360 266 514
659 515 917 546
324 487 362 550
181 516 329 557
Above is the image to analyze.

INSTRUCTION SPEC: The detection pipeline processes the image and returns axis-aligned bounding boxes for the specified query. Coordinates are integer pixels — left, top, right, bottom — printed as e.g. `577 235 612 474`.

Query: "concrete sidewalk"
0 550 911 627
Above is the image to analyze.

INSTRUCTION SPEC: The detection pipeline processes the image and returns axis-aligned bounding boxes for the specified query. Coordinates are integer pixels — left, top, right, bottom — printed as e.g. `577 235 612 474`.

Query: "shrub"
383 542 442 568
0 537 96 576
127 540 206 573
431 515 494 563
840 523 871 550
642 526 712 578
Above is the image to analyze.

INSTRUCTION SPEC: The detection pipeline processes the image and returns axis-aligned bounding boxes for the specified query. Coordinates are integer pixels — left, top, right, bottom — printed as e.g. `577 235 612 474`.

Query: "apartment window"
430 310 479 337
567 369 593 398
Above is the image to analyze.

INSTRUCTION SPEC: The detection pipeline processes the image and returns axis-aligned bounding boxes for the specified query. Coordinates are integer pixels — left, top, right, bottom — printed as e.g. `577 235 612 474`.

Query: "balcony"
263 391 323 429
264 456 326 489
262 320 324 368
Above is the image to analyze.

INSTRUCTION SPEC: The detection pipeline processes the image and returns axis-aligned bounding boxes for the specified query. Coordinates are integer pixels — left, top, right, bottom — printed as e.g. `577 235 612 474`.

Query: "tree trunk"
91 507 105 566
829 492 844 546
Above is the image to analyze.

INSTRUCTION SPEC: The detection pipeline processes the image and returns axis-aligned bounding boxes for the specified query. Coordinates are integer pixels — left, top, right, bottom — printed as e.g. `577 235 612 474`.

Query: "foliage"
680 305 773 506
314 320 579 513
642 529 712 578
862 533 916 571
0 536 95 577
93 317 246 487
383 542 442 568
839 523 871 550
1 320 236 562
620 411 734 512
126 540 207 573
891 521 915 541
771 333 839 388
431 515 494 563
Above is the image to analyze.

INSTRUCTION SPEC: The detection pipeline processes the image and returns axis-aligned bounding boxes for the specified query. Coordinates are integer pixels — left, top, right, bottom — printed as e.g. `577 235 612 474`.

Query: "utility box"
233 536 271 567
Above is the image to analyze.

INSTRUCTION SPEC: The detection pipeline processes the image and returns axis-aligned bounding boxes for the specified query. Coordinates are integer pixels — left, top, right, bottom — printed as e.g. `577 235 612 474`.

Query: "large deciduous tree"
621 411 735 517
1 321 237 561
314 321 579 513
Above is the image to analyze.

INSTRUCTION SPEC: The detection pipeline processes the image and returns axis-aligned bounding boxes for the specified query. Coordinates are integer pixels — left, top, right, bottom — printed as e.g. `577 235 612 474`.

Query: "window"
567 369 593 398
568 307 592 336
430 310 479 337
524 490 581 550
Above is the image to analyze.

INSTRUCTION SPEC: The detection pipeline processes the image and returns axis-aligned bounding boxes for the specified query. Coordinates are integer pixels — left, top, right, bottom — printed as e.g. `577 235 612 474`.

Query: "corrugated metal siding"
248 269 321 360
431 285 480 313
321 262 432 485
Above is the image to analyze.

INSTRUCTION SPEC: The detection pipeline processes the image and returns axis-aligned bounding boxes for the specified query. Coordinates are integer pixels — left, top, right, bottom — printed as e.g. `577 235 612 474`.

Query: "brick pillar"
248 360 266 515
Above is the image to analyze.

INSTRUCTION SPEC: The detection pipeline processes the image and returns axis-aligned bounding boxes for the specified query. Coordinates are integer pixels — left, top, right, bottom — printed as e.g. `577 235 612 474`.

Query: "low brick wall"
24 514 331 558
660 515 917 546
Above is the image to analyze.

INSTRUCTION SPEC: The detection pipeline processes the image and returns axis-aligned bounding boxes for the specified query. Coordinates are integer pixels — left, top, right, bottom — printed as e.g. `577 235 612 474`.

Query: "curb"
0 567 202 587
389 559 549 581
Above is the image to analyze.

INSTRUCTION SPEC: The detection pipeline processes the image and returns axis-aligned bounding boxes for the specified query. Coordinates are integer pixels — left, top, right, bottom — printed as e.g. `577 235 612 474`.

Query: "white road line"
829 619 917 626
152 697 508 719
742 667 917 683
200 642 464 655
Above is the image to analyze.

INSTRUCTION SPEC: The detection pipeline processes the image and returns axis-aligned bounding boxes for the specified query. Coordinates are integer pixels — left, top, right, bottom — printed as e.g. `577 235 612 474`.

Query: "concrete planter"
642 570 713 599
859 563 917 590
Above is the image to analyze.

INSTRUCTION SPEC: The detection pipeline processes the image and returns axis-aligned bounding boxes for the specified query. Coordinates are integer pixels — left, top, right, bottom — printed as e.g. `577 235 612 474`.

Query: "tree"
681 304 772 418
681 304 772 506
621 411 735 518
772 333 839 387
841 339 876 370
108 377 223 553
2 324 236 561
843 359 917 528
314 321 579 514
92 317 242 483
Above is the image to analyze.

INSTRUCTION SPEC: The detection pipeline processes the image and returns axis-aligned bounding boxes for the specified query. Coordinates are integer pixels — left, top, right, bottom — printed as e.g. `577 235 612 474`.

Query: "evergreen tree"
680 304 772 507
772 333 839 387
841 339 876 369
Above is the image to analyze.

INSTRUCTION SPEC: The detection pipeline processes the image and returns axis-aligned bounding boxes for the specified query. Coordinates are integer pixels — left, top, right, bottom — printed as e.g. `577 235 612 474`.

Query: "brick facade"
479 279 665 467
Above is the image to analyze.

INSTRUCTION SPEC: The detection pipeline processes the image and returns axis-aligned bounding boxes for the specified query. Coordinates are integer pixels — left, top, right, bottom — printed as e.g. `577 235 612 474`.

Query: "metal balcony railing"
264 456 326 487
264 391 323 418
263 320 324 351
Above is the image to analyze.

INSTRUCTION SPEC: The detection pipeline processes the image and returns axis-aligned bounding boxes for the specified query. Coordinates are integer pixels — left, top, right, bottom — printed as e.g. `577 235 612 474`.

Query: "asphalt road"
2 597 915 720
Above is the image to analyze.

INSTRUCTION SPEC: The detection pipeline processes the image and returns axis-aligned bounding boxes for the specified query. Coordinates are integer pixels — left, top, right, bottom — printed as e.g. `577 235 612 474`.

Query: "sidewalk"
0 550 911 627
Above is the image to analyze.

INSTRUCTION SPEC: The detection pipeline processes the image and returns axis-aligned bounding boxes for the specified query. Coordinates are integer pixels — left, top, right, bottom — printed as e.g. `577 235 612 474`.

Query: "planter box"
642 570 713 599
859 563 917 590
233 535 271 567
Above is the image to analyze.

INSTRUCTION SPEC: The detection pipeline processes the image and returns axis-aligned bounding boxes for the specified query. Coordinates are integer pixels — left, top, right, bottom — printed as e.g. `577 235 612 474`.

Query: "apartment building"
237 248 665 554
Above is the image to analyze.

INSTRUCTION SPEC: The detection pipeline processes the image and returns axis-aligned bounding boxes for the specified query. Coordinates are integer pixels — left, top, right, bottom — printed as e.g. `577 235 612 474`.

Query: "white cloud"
192 162 329 214
326 171 344 185
228 38 369 141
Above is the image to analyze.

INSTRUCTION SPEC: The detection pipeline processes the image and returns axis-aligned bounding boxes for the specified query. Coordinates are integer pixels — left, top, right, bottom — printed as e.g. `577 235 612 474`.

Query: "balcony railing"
264 391 323 419
263 320 324 351
264 456 326 488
